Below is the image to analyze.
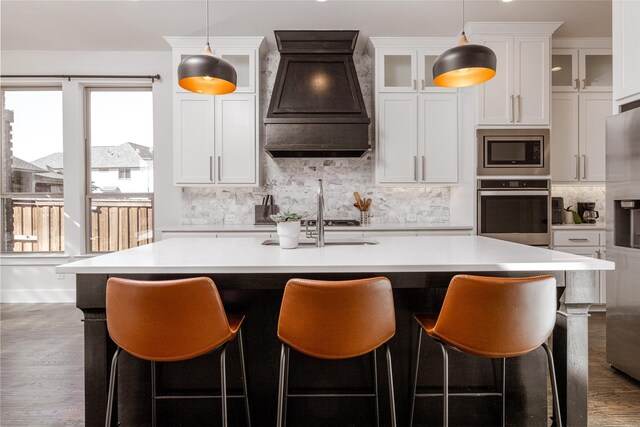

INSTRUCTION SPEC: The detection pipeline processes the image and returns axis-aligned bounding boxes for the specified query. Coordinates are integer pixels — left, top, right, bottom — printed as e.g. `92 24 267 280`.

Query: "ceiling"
1 0 612 52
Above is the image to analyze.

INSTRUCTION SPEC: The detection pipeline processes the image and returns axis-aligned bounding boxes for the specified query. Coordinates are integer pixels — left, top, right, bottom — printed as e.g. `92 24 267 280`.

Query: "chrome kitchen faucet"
306 179 325 247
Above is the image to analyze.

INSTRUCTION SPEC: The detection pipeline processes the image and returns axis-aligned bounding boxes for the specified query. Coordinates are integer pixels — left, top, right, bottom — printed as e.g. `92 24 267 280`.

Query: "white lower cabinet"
552 229 606 305
376 93 458 184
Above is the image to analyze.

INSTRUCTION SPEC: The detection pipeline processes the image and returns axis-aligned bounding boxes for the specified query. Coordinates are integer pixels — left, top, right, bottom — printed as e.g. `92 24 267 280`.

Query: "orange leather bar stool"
409 275 562 427
276 277 397 427
105 277 251 427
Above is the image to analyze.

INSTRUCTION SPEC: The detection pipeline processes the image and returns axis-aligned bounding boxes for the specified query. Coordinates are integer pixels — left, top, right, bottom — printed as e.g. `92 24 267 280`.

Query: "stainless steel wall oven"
478 179 551 246
477 129 550 176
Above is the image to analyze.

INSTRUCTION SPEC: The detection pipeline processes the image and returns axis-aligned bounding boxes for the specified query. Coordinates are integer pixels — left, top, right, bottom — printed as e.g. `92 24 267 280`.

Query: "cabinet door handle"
414 155 418 181
421 79 425 90
516 95 521 122
510 95 514 123
217 156 222 182
582 154 587 179
569 238 590 242
413 79 417 90
209 156 213 182
574 155 579 180
422 155 426 181
582 79 586 89
574 78 579 90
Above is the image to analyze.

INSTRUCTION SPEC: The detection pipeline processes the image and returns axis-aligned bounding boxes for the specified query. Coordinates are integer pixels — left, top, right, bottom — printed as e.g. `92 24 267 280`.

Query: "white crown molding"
552 37 612 49
365 37 458 55
464 22 564 36
164 36 266 52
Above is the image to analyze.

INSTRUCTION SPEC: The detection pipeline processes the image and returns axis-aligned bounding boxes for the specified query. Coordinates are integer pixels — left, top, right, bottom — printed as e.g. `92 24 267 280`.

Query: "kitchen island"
58 236 614 427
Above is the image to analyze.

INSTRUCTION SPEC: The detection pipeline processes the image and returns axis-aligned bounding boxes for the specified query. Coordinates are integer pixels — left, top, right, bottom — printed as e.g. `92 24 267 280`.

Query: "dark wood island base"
76 270 593 427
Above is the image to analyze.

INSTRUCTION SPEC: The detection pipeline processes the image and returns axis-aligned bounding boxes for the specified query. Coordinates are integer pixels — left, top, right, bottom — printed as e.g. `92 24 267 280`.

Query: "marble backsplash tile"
551 185 606 221
182 51 452 225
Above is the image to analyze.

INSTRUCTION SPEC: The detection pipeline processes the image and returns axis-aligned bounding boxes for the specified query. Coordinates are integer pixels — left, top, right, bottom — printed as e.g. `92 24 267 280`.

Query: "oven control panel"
478 179 550 190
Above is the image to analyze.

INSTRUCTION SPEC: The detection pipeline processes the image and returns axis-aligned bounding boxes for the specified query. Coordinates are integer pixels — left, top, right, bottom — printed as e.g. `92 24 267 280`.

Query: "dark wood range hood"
264 30 371 158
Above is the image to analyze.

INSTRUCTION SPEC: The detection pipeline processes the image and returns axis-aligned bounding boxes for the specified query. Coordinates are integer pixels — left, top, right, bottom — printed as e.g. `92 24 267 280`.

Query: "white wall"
0 50 181 302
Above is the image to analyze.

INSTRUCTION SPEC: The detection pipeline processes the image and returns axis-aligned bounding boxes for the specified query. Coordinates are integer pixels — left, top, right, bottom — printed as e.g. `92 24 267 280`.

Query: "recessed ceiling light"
502 0 513 2
551 66 562 72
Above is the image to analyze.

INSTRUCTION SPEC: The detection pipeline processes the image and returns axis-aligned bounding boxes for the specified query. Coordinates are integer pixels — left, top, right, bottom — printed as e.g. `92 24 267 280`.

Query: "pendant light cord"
461 0 465 36
206 0 210 47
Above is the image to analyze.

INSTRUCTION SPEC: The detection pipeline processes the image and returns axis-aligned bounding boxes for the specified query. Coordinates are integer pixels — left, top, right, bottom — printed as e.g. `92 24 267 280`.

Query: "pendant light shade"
432 32 497 88
177 0 237 95
178 44 237 95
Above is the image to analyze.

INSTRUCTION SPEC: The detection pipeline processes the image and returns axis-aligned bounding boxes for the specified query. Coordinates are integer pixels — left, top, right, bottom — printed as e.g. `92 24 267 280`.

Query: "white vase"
564 211 575 224
276 221 301 249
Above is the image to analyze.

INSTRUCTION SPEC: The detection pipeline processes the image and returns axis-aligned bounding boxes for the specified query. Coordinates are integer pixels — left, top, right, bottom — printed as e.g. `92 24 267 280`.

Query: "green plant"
565 205 582 224
270 211 303 223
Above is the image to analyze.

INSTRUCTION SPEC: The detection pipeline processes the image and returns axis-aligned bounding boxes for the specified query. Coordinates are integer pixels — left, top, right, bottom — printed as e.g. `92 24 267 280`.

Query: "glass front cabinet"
377 48 456 93
552 48 612 92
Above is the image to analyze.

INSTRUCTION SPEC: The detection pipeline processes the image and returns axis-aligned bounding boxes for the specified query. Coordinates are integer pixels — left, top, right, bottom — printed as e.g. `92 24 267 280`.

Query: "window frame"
1 85 65 253
83 86 154 253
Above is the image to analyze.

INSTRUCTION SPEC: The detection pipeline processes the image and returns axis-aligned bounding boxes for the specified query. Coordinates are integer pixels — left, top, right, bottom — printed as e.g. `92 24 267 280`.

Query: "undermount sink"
261 238 379 246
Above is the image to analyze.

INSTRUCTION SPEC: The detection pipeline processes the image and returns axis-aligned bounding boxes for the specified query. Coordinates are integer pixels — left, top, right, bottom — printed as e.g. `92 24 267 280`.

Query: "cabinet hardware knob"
574 78 579 90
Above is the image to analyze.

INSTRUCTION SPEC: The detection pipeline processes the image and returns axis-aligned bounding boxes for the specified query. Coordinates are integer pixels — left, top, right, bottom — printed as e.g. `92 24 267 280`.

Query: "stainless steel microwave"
477 129 550 176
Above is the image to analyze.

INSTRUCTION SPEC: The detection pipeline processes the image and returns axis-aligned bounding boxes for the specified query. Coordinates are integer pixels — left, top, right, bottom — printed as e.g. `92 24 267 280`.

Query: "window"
86 88 153 252
1 87 64 252
118 168 131 180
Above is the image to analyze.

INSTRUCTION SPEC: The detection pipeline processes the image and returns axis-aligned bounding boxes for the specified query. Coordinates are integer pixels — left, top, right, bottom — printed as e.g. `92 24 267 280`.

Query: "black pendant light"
432 0 497 88
177 0 237 95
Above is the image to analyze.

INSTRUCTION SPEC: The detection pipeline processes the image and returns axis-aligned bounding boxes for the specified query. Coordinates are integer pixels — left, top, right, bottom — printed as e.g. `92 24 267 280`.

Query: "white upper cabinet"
214 48 256 93
467 22 562 127
579 92 611 182
551 92 610 183
165 37 265 187
379 49 418 92
551 92 580 182
377 46 457 93
174 93 215 185
376 93 418 183
215 95 256 184
613 0 640 102
368 38 460 185
418 93 458 183
552 48 612 92
476 36 514 124
514 35 550 125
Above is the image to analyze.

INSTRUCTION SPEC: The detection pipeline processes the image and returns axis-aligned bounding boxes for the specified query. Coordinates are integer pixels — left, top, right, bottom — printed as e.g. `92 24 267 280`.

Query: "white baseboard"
0 289 76 303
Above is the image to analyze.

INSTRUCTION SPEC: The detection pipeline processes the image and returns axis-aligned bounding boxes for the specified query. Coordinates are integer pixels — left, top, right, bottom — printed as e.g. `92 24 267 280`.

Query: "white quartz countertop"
160 223 474 232
57 236 614 275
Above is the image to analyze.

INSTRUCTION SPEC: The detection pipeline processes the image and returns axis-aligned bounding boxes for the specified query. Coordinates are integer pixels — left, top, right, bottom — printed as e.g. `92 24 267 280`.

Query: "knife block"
254 204 279 225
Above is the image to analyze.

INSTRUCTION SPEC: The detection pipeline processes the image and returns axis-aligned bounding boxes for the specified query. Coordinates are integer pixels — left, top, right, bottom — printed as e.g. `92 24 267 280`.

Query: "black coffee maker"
578 202 600 224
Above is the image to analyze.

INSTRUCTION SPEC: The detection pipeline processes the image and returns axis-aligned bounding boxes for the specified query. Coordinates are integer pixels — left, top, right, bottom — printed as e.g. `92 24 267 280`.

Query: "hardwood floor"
1 306 638 426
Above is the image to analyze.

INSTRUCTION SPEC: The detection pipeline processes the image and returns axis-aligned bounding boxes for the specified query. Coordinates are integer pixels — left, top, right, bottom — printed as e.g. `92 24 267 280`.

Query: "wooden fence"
8 200 152 252
90 202 153 252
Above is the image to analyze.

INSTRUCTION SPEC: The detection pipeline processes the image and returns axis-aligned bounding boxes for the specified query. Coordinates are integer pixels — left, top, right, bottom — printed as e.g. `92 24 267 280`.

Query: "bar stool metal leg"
220 344 228 427
501 357 506 427
151 360 157 427
283 346 290 427
372 349 380 427
409 327 423 427
105 347 121 427
542 343 563 427
276 344 287 427
436 342 449 427
237 327 251 427
384 343 397 427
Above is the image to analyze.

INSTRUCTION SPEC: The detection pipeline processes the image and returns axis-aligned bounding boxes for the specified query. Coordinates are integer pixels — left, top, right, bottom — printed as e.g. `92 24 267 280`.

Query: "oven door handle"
478 191 550 196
